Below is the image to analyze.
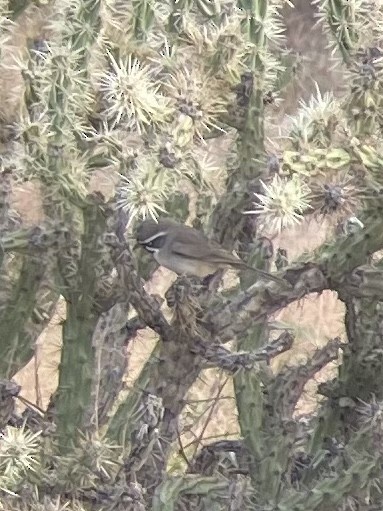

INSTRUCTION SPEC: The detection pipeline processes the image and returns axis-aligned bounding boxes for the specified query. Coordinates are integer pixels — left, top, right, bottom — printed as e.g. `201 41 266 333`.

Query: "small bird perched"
135 218 282 283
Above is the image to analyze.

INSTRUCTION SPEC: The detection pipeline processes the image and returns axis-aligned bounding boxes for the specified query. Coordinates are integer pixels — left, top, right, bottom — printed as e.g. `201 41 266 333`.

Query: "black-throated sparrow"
135 218 282 283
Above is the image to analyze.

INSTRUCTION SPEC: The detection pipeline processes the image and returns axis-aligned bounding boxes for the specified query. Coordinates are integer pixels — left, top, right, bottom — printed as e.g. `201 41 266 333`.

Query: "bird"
135 218 283 283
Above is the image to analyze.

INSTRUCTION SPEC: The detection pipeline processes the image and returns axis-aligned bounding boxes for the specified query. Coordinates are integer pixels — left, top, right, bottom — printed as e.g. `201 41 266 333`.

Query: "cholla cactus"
1 0 383 510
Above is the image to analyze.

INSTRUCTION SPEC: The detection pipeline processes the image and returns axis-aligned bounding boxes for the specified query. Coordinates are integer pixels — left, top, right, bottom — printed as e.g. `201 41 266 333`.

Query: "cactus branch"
0 255 47 378
318 0 358 65
278 457 378 511
269 337 342 418
55 197 108 452
152 476 230 511
196 331 294 372
85 306 131 431
208 213 383 341
0 379 21 430
106 236 172 339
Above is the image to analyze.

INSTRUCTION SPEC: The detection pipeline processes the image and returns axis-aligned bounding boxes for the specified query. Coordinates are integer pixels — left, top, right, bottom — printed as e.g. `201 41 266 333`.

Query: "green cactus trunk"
55 198 107 452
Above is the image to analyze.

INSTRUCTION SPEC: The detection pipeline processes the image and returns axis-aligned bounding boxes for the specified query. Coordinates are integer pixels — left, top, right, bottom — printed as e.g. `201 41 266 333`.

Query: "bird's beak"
132 242 141 251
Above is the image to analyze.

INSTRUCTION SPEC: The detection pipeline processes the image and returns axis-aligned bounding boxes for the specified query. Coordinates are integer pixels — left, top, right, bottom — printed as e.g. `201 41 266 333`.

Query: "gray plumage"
136 218 282 283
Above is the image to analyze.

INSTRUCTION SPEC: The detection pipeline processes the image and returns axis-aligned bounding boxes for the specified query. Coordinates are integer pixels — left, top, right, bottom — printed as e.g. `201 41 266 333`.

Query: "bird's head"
135 218 172 253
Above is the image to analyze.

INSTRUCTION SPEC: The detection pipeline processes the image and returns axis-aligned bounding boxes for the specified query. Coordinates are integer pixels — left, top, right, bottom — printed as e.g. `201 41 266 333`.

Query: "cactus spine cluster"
0 0 383 510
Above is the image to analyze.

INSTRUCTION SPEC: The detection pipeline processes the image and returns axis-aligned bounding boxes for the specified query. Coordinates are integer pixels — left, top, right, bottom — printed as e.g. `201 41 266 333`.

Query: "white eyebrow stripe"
141 231 168 244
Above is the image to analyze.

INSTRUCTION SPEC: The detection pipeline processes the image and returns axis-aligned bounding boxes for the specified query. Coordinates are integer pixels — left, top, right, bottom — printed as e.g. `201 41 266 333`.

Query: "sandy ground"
4 1 347 452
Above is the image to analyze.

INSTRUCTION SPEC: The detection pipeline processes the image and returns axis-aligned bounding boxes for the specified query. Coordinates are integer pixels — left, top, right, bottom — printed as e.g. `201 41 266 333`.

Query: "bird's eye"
141 234 167 250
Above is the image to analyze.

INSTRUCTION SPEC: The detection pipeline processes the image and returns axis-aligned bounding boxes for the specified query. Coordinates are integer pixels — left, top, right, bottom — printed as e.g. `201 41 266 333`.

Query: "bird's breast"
154 251 218 277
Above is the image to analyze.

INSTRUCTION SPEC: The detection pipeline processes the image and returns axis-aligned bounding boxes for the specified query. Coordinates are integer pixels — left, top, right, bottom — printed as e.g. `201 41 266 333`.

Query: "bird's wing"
171 233 284 283
171 238 212 260
171 236 244 265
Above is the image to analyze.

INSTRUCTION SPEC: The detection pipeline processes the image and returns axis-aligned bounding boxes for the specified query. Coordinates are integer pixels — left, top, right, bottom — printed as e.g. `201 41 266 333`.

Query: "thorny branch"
105 235 172 340
205 263 329 342
269 337 343 418
194 331 294 372
125 316 147 337
188 439 251 476
0 379 21 430
86 308 132 431
0 224 71 253
207 211 383 341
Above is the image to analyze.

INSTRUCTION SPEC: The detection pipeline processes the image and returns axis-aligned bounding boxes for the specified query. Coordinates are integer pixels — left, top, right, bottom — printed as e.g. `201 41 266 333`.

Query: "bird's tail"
233 260 284 284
